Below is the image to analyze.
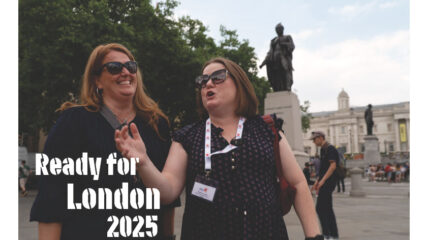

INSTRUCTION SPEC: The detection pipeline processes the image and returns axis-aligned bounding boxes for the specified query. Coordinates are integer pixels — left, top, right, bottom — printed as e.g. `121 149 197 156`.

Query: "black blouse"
30 106 180 240
173 115 288 240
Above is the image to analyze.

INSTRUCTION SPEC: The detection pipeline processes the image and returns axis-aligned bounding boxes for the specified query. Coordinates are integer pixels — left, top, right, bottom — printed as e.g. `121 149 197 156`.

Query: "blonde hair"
59 43 168 137
196 57 259 118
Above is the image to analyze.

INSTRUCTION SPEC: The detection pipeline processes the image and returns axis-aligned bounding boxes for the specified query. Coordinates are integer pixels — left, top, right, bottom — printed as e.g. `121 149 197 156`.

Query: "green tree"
300 100 313 133
19 0 272 150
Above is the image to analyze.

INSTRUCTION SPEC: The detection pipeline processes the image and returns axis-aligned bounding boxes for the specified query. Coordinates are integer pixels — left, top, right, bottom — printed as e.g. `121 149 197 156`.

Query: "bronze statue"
260 23 295 91
364 104 374 135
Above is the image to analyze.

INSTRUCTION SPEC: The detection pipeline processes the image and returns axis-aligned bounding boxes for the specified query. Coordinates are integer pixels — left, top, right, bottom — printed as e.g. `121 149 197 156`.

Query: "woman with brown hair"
30 43 179 240
115 57 323 239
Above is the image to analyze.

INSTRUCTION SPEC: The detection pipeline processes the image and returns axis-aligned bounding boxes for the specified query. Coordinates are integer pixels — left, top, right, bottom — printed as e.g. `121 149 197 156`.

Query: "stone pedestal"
264 91 309 167
364 135 381 165
350 167 366 197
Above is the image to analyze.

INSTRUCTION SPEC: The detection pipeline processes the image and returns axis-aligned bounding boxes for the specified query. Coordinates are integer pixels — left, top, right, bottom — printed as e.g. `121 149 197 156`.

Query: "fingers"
130 123 142 140
120 125 129 140
114 130 123 152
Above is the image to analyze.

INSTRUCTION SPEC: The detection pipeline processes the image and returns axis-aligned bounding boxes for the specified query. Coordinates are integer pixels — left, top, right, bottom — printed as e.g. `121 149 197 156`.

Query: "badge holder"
191 170 219 203
191 117 245 203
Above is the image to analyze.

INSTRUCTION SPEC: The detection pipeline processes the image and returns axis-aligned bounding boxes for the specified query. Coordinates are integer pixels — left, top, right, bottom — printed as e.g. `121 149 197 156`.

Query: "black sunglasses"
98 61 138 75
195 69 228 89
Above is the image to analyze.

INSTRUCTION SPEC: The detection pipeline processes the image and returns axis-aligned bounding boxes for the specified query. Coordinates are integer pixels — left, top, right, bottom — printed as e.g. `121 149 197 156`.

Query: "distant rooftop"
310 101 409 117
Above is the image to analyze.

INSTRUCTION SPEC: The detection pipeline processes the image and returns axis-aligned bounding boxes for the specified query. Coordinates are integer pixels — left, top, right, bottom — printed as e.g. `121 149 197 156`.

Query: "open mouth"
207 91 215 97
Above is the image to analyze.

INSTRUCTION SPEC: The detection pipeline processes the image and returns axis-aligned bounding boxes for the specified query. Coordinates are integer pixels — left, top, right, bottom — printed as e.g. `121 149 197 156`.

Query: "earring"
96 87 103 96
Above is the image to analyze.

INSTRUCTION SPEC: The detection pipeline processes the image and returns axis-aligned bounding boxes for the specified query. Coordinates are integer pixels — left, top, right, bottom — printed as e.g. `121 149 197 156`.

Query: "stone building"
303 89 410 157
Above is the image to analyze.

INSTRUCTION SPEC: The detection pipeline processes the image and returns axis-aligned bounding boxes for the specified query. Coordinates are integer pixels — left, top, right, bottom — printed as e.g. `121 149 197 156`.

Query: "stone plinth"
350 167 366 197
364 135 381 165
264 91 308 167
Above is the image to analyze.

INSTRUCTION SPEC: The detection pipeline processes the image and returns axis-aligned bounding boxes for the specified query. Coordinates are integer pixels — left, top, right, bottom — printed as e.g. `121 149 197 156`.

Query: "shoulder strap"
262 114 287 181
100 105 127 130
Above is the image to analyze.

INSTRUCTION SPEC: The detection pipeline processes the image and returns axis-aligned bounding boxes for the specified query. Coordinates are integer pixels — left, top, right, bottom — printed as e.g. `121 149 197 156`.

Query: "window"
389 142 394 152
374 124 377 132
387 123 392 132
360 144 365 152
341 126 345 134
359 125 364 133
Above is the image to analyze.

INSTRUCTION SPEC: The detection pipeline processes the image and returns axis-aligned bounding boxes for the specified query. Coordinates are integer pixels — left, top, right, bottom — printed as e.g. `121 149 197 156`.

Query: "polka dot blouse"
173 115 289 240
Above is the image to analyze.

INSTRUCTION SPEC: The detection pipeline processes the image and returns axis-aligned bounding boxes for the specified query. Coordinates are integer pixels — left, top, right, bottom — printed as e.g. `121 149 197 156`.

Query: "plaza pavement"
19 178 409 240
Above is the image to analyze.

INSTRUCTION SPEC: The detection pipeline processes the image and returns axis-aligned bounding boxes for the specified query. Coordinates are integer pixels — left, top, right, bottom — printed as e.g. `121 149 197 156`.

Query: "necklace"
115 111 135 124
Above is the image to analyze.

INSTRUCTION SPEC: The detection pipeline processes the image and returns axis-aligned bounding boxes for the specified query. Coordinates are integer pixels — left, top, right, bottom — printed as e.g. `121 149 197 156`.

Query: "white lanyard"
204 117 245 171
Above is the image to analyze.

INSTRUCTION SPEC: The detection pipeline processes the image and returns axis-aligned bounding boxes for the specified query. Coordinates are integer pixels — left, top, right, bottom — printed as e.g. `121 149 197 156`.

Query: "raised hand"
115 123 147 168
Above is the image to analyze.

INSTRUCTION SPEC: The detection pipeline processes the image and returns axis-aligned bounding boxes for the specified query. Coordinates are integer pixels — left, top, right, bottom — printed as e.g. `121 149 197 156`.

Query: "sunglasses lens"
105 62 123 75
211 70 226 84
125 61 137 74
195 69 227 88
195 75 209 88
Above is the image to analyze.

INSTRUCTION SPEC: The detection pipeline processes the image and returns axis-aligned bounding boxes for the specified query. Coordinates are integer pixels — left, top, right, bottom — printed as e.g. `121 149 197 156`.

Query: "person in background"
390 164 397 183
310 131 339 240
311 154 321 179
19 160 31 196
369 165 376 182
304 162 315 186
335 162 346 193
395 163 402 183
384 163 392 183
404 162 410 181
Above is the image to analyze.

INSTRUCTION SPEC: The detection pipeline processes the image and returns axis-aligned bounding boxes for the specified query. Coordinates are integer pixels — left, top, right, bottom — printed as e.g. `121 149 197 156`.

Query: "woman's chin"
204 103 222 113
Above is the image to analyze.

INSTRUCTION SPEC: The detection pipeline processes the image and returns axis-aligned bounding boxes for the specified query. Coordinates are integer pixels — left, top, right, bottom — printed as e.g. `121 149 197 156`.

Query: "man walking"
310 131 339 240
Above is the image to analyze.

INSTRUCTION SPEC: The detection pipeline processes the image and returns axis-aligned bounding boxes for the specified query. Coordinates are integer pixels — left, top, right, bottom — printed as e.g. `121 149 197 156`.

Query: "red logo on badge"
204 188 208 192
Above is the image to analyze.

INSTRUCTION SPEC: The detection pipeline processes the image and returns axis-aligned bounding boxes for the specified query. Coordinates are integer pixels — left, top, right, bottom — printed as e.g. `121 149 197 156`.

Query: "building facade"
303 89 410 156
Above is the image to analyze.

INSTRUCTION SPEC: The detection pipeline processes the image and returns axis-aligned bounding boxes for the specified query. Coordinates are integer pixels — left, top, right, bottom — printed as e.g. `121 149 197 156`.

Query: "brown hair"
196 57 259 118
59 43 168 137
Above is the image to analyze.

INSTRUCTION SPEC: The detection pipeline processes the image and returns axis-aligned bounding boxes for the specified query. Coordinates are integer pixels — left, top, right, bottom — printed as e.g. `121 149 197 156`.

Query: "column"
347 125 352 153
329 125 335 146
353 124 359 153
394 119 400 152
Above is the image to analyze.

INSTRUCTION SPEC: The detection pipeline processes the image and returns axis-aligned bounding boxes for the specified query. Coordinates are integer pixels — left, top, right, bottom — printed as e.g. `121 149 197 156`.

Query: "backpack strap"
262 114 290 189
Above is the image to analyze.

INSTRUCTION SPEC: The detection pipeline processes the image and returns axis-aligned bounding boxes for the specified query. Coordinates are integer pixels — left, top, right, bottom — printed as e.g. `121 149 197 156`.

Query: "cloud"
329 1 377 18
329 1 399 18
291 27 324 42
292 30 409 112
379 1 399 9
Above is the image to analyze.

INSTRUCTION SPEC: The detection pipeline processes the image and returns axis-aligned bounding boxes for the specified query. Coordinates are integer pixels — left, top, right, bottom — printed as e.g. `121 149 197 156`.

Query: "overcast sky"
162 0 409 113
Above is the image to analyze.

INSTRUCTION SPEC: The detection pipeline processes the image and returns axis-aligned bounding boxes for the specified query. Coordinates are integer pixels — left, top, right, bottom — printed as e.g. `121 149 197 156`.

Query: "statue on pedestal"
364 104 374 135
260 23 295 91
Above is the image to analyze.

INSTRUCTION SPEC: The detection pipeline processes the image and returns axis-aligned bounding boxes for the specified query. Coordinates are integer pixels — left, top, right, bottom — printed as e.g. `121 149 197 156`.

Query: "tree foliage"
19 0 271 150
300 100 313 133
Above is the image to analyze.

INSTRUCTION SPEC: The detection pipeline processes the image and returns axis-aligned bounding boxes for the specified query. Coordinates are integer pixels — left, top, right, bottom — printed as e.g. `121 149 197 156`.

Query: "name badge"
191 175 219 202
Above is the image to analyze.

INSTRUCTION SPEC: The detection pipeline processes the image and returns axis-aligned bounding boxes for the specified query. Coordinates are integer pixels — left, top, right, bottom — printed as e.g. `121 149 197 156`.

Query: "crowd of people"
367 162 409 183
